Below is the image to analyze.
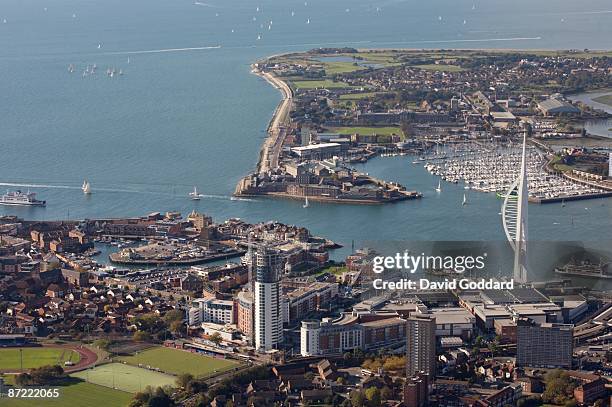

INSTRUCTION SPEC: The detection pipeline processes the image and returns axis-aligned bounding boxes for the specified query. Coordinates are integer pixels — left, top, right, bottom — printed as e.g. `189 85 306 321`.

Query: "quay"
109 250 245 266
239 190 421 205
529 191 612 204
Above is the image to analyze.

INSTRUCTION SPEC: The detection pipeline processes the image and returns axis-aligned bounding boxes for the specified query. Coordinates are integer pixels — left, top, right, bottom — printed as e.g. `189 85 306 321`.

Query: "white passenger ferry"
0 190 46 206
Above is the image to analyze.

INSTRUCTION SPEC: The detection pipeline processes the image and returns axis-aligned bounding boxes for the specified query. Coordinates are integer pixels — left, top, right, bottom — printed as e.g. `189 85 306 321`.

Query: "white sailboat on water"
435 180 441 192
303 196 309 208
82 180 92 195
462 192 467 206
189 186 202 200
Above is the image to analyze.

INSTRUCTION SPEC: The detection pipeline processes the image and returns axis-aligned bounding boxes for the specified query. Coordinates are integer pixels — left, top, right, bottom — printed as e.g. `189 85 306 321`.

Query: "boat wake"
0 182 141 194
193 1 217 7
104 45 222 56
565 10 612 15
0 182 77 190
0 182 253 202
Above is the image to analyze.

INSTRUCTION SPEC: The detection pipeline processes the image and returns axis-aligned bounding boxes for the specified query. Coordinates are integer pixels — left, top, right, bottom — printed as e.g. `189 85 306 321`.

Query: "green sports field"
71 363 175 394
0 381 132 407
290 79 353 89
117 346 239 377
0 348 80 371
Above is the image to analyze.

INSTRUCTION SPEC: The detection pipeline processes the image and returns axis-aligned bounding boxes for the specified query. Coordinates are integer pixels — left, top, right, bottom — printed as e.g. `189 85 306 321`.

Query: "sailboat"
82 180 92 195
462 192 467 206
303 196 309 208
189 186 202 200
435 180 441 192
561 199 566 207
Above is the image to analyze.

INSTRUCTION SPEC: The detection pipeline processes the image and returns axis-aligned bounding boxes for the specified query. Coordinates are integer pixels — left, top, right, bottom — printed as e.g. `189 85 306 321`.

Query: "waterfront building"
537 96 581 116
516 321 573 368
290 143 342 160
406 314 437 377
252 245 284 351
187 210 214 239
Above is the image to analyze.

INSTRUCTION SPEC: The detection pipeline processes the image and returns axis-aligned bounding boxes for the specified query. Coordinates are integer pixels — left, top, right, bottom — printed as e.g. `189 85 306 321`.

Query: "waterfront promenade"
253 65 293 174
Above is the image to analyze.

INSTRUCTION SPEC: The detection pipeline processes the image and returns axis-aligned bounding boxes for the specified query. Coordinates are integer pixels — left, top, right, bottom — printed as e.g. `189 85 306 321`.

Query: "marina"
420 141 610 204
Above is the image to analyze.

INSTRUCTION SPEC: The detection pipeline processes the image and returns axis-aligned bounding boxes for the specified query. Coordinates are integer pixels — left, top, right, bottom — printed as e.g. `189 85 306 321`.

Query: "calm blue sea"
1 0 611 286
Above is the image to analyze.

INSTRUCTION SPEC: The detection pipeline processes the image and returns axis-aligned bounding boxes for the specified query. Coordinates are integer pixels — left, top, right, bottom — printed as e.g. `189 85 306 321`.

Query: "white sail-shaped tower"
501 131 529 284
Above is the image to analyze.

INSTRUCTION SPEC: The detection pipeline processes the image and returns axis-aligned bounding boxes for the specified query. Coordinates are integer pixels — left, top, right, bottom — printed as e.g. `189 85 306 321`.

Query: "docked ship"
554 259 612 280
0 190 46 206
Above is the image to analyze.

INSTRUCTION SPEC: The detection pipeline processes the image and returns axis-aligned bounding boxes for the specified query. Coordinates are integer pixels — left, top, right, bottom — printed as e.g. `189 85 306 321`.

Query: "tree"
148 387 174 407
365 387 381 406
163 309 184 323
176 373 194 389
93 338 112 350
543 370 576 405
169 320 184 337
349 390 366 407
488 337 500 358
209 332 223 346
17 365 65 385
380 386 393 401
133 330 152 342
14 373 32 387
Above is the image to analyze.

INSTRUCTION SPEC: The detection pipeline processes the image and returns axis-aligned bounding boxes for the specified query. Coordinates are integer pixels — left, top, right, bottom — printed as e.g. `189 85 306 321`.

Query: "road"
255 69 293 174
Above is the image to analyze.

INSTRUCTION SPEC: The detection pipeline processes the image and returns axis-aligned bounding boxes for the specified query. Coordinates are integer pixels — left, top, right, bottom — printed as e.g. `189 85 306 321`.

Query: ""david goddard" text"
372 278 514 291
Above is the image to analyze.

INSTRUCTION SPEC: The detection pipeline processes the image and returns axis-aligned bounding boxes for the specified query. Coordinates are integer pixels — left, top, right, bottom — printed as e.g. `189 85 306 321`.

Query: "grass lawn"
0 348 80 371
71 363 175 394
329 126 403 136
339 92 380 100
413 63 464 72
116 346 239 378
317 265 348 277
0 380 133 407
593 94 612 107
291 79 353 89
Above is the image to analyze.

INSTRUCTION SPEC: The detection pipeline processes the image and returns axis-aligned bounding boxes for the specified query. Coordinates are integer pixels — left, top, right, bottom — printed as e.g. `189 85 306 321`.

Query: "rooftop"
291 143 341 152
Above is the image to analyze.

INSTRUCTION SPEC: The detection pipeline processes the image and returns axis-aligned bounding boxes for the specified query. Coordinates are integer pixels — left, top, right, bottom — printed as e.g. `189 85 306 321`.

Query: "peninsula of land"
235 48 612 204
